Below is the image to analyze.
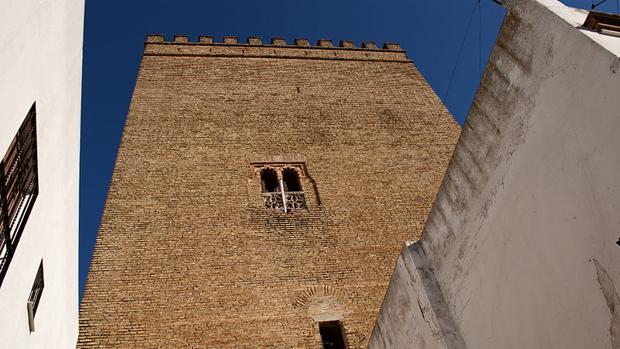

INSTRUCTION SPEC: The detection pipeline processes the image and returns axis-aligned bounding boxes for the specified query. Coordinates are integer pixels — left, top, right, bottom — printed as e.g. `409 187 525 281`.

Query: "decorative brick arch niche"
294 286 350 348
250 160 321 213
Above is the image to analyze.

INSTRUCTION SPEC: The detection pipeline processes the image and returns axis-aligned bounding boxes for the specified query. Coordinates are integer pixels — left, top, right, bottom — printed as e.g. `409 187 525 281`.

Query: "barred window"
27 260 44 332
0 103 39 287
584 11 620 37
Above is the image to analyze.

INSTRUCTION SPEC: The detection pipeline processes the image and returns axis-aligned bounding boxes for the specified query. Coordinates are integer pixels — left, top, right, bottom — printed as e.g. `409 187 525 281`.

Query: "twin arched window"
260 167 305 212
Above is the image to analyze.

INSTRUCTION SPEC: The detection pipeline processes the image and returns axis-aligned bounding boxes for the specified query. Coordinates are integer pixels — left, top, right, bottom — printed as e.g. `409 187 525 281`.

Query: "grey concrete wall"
371 0 620 348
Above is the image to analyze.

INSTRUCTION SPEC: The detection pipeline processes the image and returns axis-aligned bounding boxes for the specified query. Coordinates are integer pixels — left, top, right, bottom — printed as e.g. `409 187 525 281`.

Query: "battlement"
143 35 410 62
79 27 458 349
146 34 403 50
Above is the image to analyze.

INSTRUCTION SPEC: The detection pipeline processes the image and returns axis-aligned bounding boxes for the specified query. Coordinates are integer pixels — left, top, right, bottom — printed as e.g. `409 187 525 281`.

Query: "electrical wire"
592 0 610 9
479 0 483 80
444 1 478 102
591 0 618 13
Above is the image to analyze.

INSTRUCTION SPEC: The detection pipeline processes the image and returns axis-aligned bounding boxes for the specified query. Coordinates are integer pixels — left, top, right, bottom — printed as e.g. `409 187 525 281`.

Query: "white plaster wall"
370 242 466 349
0 0 83 347
370 1 620 348
422 1 620 348
537 0 620 56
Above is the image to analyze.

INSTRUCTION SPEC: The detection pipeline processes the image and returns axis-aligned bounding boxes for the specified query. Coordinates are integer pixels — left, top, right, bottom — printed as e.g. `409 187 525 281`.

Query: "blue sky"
79 0 616 299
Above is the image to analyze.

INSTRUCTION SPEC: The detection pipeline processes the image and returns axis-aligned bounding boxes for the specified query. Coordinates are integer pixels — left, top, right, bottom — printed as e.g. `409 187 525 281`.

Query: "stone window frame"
254 163 307 213
249 160 322 212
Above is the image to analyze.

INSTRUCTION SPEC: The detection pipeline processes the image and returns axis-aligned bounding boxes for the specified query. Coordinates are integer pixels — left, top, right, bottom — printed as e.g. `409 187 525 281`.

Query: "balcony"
262 191 307 212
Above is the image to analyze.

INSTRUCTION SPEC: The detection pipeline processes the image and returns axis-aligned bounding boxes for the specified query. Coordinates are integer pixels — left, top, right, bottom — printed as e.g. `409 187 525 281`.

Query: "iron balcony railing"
0 104 39 287
262 191 307 212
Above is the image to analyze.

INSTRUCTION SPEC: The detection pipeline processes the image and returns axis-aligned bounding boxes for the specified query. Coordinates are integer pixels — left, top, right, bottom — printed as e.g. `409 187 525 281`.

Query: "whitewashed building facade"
370 0 620 348
0 0 83 347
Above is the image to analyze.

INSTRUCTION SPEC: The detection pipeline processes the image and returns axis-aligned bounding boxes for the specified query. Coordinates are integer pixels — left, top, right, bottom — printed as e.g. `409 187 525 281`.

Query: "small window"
584 11 620 37
27 260 44 332
319 321 347 349
0 103 39 287
257 165 307 212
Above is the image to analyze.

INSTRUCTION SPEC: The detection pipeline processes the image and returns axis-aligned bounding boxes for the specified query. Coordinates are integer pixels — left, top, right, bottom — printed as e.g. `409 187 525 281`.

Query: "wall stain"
593 258 620 349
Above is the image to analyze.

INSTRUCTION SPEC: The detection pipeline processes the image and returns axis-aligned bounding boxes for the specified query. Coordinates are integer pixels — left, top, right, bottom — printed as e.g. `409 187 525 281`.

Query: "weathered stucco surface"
369 241 466 349
370 0 620 348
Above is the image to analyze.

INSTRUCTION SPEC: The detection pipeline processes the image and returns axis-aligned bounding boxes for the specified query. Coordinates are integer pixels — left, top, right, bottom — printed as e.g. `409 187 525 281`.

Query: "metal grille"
0 104 39 287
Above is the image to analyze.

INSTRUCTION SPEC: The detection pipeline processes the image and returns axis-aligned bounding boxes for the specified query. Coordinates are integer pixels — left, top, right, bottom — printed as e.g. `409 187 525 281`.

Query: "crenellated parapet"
144 35 409 62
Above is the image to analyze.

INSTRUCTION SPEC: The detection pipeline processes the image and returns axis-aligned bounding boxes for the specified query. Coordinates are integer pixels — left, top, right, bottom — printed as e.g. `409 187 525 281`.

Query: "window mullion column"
277 169 287 213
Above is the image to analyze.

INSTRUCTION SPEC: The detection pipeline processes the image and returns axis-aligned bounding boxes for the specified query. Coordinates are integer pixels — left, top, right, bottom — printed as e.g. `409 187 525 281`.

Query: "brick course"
78 36 460 348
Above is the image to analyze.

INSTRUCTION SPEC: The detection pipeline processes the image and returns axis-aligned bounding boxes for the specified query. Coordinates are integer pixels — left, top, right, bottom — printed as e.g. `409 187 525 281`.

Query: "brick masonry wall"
78 36 460 348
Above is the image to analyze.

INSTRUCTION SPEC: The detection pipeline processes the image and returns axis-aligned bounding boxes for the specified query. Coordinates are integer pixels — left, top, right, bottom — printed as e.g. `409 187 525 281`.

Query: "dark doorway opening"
319 321 347 349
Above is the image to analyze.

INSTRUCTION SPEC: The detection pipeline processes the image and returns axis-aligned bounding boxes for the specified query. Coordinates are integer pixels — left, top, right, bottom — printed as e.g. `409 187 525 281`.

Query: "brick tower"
78 35 460 348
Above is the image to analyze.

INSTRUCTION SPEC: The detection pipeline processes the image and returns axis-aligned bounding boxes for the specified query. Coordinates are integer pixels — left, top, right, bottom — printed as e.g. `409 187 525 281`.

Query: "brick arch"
293 286 345 322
